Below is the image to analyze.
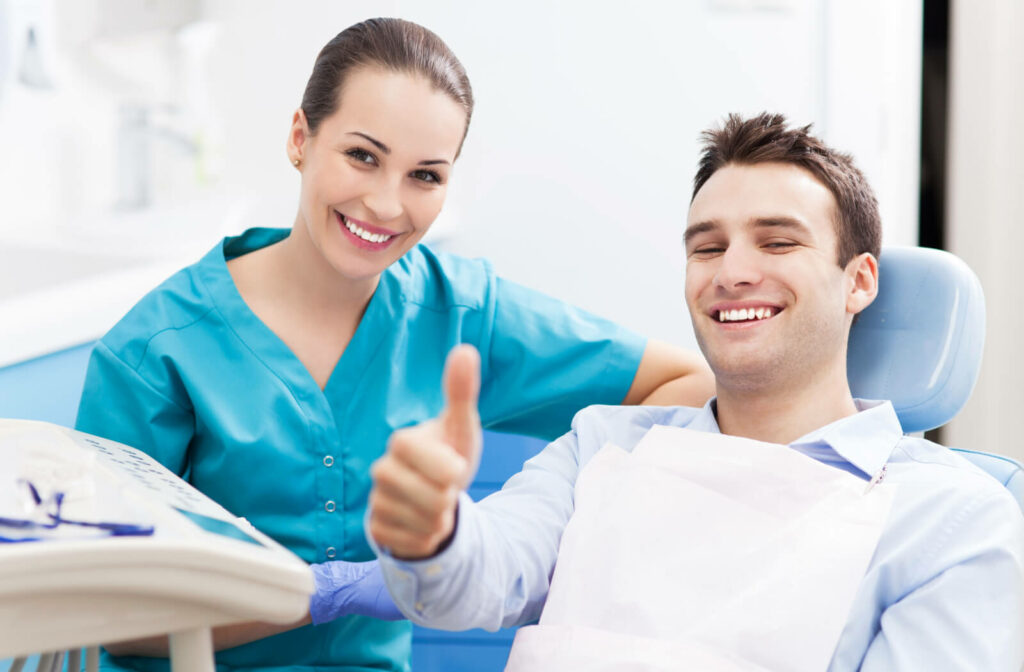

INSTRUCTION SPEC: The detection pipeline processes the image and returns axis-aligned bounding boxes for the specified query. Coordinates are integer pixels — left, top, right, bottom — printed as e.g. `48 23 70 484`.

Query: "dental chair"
847 245 1023 507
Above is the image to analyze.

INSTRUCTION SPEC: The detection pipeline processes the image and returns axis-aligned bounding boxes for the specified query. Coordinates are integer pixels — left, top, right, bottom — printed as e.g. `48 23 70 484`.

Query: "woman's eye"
411 169 442 184
346 148 377 165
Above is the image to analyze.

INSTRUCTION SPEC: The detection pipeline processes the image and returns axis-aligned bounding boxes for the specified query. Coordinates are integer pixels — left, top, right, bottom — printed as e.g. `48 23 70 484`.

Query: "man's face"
684 162 869 394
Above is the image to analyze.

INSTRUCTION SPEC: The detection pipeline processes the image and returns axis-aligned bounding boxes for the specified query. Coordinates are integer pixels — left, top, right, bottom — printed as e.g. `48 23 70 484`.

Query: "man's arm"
858 491 1024 671
623 340 715 407
368 345 579 631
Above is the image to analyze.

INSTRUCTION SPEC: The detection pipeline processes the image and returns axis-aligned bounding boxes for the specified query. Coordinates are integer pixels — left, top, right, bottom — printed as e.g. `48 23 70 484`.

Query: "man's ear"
845 252 879 316
286 108 311 165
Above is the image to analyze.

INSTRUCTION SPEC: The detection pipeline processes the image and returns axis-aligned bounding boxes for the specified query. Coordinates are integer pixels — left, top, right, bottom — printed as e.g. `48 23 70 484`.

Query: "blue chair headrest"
848 246 985 434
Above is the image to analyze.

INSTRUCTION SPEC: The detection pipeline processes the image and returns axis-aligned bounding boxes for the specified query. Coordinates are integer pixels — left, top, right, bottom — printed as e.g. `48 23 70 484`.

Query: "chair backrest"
847 246 1023 509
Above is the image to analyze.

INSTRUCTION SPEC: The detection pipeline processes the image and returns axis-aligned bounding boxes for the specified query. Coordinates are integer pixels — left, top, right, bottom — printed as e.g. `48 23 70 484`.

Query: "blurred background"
0 0 1019 460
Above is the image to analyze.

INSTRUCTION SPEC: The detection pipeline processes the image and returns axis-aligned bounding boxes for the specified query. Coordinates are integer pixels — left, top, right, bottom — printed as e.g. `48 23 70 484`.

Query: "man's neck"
714 368 859 445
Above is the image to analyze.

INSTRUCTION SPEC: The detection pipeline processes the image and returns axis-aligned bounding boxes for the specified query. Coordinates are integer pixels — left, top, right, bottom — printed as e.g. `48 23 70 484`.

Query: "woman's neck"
272 221 380 319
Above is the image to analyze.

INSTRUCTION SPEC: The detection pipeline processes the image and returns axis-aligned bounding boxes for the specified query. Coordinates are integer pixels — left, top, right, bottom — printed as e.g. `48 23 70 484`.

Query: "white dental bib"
504 425 895 672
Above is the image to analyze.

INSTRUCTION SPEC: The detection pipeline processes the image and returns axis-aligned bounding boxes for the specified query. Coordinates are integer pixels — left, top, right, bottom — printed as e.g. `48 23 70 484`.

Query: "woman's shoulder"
388 244 496 310
99 249 223 367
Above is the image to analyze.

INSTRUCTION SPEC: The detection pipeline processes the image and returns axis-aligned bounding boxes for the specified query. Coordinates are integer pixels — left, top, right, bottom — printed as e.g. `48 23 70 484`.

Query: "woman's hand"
368 345 482 560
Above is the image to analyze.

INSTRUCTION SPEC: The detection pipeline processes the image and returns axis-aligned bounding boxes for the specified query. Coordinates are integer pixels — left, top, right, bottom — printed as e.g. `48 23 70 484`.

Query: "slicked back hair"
692 112 881 266
301 18 474 156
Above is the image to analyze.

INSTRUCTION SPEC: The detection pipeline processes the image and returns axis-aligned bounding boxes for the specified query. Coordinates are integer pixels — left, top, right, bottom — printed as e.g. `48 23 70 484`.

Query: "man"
366 113 1024 670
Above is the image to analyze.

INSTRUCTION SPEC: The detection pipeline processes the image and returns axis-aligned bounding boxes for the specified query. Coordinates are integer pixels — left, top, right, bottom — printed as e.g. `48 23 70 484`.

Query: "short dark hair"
692 112 881 266
301 18 474 155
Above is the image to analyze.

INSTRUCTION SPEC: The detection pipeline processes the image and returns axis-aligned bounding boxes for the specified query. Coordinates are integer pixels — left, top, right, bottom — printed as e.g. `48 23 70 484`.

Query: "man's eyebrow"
752 216 813 235
348 132 450 166
683 221 718 247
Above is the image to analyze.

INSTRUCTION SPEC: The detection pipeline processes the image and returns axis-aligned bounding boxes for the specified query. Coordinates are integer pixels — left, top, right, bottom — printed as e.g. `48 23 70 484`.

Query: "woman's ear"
846 252 879 316
286 108 311 166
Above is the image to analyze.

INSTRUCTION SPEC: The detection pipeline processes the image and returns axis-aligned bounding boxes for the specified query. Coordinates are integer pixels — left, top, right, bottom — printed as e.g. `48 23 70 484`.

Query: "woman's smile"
336 211 401 250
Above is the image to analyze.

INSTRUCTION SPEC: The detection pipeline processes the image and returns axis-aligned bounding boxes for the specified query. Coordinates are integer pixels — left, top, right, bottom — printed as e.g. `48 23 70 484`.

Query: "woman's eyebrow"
349 132 390 154
347 132 450 166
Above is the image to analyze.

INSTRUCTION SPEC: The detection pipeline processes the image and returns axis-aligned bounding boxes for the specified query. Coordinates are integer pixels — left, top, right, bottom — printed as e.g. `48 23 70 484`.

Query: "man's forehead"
686 163 838 238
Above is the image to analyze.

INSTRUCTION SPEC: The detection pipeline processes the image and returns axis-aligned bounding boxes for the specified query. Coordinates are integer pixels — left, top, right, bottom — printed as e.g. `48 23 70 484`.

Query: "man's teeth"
718 307 774 322
343 215 393 243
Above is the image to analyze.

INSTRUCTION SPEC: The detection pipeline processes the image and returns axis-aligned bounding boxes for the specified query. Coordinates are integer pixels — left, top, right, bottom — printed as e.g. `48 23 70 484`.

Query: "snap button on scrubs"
75 228 645 671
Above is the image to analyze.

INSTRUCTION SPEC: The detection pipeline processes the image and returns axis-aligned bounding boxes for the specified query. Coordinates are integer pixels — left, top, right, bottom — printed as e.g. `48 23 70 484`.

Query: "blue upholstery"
848 246 1022 510
848 246 985 433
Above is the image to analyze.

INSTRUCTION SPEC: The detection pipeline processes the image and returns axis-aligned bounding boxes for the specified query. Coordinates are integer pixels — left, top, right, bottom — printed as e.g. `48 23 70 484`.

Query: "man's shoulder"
888 436 1022 528
568 404 706 456
893 436 1015 490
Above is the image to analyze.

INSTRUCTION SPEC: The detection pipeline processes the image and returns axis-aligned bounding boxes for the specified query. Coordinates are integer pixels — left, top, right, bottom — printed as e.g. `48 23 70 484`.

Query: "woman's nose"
362 175 404 222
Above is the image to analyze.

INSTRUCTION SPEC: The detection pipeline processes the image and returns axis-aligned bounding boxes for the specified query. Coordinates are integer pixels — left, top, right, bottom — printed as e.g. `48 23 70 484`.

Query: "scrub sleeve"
75 228 646 672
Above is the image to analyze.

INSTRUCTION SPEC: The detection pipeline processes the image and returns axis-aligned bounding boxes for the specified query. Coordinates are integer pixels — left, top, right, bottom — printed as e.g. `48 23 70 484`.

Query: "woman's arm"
621 339 715 407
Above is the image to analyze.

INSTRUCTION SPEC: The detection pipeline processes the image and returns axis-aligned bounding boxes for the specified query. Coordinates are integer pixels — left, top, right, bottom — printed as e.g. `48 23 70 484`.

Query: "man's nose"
362 174 404 222
713 245 763 290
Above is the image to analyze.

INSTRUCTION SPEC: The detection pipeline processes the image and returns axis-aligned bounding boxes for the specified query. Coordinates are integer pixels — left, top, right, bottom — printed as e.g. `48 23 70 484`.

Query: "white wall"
944 0 1024 462
0 1 922 351
197 0 921 348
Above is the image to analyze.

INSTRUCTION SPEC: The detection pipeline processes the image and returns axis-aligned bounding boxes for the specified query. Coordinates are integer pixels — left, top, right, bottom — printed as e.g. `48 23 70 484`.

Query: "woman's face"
288 66 467 282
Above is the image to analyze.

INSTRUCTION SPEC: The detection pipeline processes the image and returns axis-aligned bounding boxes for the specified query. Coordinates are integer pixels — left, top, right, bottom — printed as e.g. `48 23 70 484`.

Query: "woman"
76 18 712 672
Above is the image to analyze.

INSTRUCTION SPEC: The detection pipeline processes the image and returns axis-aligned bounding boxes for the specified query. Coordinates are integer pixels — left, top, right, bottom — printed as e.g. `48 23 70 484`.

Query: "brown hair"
301 18 474 154
692 112 881 266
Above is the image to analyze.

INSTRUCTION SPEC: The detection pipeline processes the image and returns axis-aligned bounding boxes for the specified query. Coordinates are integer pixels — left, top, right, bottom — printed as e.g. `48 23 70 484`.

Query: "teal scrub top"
75 227 646 672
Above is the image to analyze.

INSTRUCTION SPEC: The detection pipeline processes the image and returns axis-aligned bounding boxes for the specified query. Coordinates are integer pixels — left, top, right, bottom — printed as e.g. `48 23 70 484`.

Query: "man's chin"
707 357 782 393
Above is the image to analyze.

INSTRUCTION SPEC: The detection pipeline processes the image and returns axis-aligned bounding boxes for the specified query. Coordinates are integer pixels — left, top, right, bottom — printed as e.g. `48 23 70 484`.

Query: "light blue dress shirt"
376 400 1024 671
75 227 646 672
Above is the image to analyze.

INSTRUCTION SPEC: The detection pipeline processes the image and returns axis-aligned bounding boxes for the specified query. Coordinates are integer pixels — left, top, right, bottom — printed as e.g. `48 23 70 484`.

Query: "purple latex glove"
309 559 405 625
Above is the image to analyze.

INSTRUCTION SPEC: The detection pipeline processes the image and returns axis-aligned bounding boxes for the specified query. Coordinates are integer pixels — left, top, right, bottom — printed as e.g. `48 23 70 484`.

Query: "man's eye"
411 169 442 184
692 246 725 256
346 148 377 165
764 241 797 250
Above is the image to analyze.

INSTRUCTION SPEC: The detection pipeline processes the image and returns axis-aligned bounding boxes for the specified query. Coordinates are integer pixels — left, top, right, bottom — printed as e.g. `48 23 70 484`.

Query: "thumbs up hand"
368 345 483 559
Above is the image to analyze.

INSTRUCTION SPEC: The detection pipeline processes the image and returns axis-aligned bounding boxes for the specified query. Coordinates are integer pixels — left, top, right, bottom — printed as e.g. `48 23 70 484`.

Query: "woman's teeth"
343 215 394 244
719 307 774 322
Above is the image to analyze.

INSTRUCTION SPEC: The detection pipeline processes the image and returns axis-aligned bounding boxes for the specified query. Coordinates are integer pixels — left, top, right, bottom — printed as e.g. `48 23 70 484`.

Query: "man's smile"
709 302 784 324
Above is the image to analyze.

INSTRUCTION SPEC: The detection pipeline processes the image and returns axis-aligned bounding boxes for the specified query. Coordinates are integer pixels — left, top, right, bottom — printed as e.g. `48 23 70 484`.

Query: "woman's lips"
336 211 400 250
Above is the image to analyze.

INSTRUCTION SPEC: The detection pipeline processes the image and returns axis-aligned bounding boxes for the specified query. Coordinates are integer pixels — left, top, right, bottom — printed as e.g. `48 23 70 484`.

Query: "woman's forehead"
324 67 467 162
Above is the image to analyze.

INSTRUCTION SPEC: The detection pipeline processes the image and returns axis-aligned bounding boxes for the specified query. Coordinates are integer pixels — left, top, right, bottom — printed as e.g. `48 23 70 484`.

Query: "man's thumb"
442 344 481 461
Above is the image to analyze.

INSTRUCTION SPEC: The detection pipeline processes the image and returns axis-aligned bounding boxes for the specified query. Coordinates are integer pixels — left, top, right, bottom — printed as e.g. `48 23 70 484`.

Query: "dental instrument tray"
0 418 313 668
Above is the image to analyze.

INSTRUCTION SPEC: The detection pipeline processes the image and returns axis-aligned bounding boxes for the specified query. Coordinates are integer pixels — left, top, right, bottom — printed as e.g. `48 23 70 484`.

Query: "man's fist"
368 345 483 559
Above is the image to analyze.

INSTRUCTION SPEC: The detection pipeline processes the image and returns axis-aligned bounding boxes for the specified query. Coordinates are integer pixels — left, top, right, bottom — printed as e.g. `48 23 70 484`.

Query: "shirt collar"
693 398 903 479
689 399 724 434
791 399 903 478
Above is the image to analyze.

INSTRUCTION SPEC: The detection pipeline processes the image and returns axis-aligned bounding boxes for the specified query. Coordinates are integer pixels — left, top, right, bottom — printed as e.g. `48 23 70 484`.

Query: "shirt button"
323 455 334 467
326 546 336 559
415 601 425 613
325 500 336 513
